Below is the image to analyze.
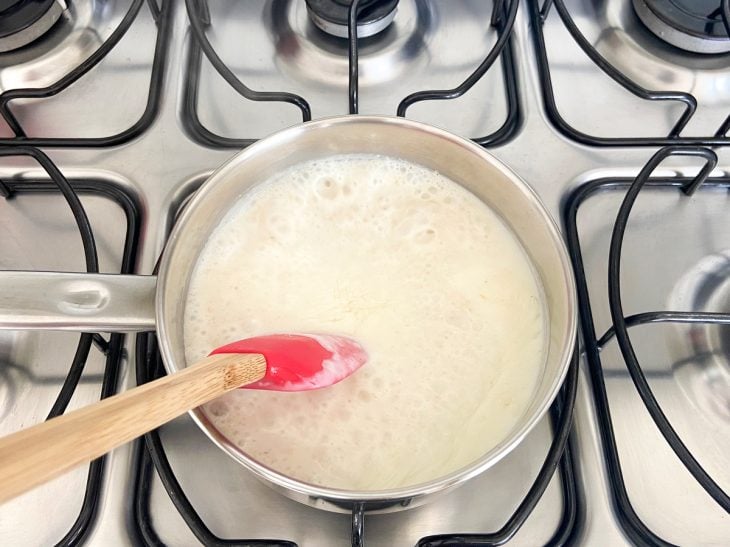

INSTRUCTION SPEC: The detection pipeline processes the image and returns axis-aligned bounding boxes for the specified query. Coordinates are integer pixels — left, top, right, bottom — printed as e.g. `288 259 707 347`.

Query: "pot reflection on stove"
0 331 26 421
669 251 730 427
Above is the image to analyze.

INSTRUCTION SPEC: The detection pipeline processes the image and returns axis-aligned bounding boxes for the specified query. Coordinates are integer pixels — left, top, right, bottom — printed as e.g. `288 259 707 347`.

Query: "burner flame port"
305 0 399 38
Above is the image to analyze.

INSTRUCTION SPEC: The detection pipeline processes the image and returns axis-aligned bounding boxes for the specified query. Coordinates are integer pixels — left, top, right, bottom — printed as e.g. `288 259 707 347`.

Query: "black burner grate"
182 0 520 148
0 0 170 147
530 0 730 147
0 146 142 545
182 0 312 150
563 146 730 544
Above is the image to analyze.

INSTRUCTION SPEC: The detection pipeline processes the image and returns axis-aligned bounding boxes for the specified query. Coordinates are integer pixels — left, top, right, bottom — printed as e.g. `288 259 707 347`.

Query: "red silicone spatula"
0 333 367 504
211 333 368 391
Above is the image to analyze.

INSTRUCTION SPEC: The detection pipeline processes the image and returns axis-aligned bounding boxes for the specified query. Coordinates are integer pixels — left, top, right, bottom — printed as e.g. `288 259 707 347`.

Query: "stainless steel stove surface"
0 1 728 545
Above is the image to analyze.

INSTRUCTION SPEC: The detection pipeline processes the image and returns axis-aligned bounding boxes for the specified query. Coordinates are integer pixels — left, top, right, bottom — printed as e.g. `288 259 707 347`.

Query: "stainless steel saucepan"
0 116 576 513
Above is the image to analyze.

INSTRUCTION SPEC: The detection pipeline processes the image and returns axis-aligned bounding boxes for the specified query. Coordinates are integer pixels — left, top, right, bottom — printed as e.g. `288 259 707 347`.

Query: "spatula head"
210 333 368 391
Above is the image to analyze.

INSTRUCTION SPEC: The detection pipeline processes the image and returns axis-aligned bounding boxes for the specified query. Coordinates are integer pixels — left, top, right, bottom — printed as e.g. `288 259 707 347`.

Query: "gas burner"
633 0 730 54
305 0 398 38
0 0 67 53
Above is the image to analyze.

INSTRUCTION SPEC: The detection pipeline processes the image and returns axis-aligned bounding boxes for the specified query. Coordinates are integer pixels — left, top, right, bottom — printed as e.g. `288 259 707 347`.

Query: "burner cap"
0 0 66 53
633 0 730 54
305 0 399 39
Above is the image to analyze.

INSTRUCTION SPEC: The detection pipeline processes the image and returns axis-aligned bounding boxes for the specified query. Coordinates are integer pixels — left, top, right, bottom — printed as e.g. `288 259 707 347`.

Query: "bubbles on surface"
184 154 546 491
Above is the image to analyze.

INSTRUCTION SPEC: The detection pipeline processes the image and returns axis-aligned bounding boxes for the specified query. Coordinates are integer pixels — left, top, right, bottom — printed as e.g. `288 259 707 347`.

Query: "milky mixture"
184 155 546 491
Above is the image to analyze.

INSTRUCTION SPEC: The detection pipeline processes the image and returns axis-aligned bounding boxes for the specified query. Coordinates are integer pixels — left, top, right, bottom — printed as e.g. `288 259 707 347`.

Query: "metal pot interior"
155 115 576 512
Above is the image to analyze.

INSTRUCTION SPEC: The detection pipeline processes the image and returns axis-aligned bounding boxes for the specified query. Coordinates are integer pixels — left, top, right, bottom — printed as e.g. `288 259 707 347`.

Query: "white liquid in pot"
184 155 546 491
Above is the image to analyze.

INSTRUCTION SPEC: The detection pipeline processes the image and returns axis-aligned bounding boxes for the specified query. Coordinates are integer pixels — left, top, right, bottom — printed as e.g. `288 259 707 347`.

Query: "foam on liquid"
184 155 546 491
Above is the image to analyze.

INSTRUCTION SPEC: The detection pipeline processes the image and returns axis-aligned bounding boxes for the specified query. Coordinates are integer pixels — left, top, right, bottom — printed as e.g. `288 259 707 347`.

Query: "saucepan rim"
155 115 577 509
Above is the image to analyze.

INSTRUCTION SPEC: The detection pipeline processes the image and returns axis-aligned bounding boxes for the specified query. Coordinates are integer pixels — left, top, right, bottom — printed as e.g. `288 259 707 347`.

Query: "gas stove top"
0 1 728 545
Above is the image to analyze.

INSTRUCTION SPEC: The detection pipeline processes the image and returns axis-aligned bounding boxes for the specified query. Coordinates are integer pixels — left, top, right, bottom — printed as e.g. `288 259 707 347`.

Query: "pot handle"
0 271 157 332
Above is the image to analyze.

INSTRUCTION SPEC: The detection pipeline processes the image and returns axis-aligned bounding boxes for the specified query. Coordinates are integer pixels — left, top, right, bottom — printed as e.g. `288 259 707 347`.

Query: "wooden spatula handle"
0 352 266 504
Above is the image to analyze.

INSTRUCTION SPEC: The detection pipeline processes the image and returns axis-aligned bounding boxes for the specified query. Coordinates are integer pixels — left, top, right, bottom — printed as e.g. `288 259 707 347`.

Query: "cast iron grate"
0 0 170 147
563 146 730 545
0 146 142 545
530 0 730 147
181 0 520 149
